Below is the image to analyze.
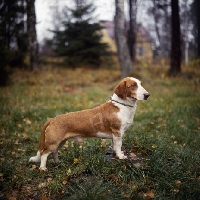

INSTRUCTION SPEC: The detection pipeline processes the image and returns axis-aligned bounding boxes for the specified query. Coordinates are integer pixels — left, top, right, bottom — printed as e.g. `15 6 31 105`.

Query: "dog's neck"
110 93 137 108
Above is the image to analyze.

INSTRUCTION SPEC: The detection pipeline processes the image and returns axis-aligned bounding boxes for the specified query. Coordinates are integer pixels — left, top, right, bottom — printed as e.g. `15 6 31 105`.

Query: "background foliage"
50 0 108 68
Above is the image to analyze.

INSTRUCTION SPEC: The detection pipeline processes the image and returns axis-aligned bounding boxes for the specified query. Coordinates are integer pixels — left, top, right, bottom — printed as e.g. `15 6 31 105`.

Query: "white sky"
35 0 149 43
35 0 115 43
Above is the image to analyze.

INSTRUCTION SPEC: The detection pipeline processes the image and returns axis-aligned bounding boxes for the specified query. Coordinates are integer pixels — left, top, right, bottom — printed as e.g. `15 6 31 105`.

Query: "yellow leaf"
30 165 37 170
26 119 31 125
17 124 22 128
144 190 155 199
171 189 179 194
47 177 52 182
151 144 157 149
22 133 28 138
16 167 21 172
38 182 47 188
67 168 71 175
62 179 68 185
175 180 182 186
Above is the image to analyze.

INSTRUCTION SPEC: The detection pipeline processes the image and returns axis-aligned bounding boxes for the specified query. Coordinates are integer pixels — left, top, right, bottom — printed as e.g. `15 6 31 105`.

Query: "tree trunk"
197 0 200 58
152 0 162 55
169 0 181 76
115 0 133 78
26 0 38 70
128 0 137 61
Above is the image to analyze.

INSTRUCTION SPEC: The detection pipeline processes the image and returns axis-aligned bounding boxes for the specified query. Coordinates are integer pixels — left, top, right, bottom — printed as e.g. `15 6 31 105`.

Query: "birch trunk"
115 0 133 78
128 0 137 61
26 0 38 70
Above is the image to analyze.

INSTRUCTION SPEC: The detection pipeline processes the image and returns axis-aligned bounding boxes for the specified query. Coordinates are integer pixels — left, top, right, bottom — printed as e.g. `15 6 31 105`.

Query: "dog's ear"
114 80 127 100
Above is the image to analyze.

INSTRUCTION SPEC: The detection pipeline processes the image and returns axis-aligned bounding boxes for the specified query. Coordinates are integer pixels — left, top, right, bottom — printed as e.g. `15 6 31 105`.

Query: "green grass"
0 62 200 199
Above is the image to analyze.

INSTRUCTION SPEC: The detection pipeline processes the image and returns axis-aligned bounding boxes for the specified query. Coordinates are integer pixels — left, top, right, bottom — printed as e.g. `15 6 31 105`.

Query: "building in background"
100 20 153 61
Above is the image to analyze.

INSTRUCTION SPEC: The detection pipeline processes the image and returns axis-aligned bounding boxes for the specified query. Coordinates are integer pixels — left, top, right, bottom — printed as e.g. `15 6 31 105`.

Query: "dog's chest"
117 105 137 131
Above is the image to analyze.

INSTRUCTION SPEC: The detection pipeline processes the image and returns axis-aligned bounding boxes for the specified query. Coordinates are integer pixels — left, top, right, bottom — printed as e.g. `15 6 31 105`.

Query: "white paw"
39 166 47 171
29 156 40 163
117 153 127 159
118 155 128 159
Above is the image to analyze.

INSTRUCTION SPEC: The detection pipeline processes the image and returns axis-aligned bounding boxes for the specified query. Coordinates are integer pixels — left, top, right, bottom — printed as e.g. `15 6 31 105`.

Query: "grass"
0 59 200 199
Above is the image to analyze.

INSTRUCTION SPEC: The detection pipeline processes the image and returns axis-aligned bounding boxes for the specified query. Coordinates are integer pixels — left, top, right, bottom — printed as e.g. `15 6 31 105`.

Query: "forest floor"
0 58 200 200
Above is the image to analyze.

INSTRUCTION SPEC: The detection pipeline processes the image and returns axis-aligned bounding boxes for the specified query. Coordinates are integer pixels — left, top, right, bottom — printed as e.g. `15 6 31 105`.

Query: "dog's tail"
39 118 53 153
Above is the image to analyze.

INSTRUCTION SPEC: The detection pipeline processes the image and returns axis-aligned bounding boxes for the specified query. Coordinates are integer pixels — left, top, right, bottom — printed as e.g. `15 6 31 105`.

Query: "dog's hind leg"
40 151 52 171
29 150 41 163
53 140 67 163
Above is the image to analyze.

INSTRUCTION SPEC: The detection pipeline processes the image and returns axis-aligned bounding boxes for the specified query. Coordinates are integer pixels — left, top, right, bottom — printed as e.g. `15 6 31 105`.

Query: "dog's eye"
131 84 137 88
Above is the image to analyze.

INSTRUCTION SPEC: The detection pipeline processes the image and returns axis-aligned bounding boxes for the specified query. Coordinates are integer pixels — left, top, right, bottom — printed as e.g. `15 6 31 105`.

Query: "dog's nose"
144 93 150 100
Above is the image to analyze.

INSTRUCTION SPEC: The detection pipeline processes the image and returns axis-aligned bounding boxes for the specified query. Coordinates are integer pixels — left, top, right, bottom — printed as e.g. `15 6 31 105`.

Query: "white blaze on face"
130 78 149 100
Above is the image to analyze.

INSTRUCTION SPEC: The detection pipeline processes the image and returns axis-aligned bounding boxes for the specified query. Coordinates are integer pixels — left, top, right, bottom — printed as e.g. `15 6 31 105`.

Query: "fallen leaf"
16 167 22 172
38 182 47 189
14 140 20 145
171 189 179 194
17 124 22 128
40 195 48 200
30 165 37 170
22 133 28 138
129 152 138 160
62 179 67 185
144 190 155 199
47 177 52 182
175 180 182 186
134 142 141 147
151 144 157 149
67 168 71 175
26 119 31 125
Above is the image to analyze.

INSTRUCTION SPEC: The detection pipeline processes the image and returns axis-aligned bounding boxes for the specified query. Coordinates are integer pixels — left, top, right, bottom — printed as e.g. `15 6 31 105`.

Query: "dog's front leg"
112 135 127 159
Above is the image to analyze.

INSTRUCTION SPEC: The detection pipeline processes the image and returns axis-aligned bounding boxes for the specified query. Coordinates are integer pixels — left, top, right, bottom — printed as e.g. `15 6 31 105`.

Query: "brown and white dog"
29 77 150 171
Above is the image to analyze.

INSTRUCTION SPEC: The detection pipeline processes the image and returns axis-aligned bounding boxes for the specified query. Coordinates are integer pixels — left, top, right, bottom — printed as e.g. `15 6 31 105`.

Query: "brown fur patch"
39 102 121 154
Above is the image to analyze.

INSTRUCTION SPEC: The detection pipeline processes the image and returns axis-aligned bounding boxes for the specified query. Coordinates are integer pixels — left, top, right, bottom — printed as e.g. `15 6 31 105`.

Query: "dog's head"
114 77 150 100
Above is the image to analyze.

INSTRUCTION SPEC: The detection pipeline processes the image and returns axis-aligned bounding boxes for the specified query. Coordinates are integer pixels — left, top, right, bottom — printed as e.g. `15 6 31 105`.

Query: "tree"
115 0 133 78
180 0 191 65
169 0 181 76
26 0 38 70
197 0 200 58
0 0 27 62
147 0 171 57
0 0 27 85
52 0 108 68
128 0 137 61
191 0 200 58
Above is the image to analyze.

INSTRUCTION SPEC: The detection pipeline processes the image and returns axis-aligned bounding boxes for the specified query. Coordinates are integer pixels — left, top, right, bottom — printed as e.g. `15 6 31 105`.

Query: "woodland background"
0 0 200 199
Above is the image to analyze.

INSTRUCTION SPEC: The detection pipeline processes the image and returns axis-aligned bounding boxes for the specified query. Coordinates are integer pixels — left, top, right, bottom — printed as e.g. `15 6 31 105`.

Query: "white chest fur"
117 104 136 132
110 94 137 135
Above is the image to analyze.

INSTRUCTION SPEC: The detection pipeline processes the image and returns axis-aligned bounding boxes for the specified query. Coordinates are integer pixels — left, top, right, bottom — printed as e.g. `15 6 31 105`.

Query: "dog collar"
110 97 134 108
